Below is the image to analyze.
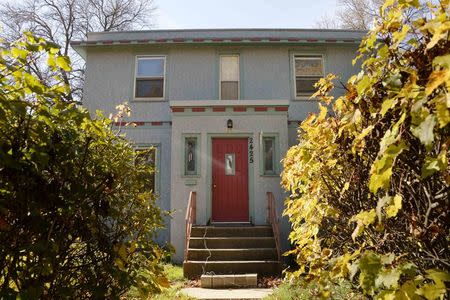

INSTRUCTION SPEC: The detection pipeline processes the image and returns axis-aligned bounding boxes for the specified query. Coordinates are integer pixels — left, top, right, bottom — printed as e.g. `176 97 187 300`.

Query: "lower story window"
262 136 276 175
135 147 157 192
184 136 199 176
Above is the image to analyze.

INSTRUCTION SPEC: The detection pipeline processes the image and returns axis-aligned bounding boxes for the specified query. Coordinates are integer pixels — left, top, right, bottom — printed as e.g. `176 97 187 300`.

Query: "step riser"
183 262 281 279
189 238 275 249
187 249 277 261
191 226 273 238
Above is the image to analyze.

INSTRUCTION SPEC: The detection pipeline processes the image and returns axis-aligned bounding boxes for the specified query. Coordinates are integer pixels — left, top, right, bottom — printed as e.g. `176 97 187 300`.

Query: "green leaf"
56 56 72 71
421 150 448 178
411 114 436 149
376 268 401 289
357 75 371 94
359 251 382 295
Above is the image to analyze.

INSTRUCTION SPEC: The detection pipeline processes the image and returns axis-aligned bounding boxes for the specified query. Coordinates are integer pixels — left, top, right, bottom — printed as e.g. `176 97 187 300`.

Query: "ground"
127 264 362 299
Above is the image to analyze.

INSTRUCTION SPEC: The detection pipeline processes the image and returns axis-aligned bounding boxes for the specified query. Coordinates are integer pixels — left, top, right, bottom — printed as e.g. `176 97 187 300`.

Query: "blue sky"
155 0 339 29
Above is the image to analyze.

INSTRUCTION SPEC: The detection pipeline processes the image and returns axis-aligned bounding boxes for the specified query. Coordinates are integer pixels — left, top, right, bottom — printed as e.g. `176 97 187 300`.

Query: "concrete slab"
180 287 273 300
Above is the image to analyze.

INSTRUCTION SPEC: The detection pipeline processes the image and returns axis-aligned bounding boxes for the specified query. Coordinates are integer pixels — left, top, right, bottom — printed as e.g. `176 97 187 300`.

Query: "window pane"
296 77 321 95
136 79 164 98
135 148 156 192
221 81 238 100
185 137 197 175
295 57 323 76
225 153 235 176
137 58 165 77
263 138 275 174
221 55 239 81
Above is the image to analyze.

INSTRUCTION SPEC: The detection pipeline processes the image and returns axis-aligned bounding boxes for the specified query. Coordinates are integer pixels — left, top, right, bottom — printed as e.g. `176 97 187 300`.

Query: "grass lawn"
150 264 194 300
265 278 364 300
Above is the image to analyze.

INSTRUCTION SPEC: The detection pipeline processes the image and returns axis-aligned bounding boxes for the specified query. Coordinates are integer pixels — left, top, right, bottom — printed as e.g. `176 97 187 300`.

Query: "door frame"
206 133 254 224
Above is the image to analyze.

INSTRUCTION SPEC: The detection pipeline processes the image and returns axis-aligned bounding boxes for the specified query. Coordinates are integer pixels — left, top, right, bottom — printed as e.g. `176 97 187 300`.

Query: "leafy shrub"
0 34 166 298
282 0 449 298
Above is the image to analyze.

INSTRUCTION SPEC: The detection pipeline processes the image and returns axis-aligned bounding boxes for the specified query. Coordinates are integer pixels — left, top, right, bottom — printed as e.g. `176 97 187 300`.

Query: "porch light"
227 119 233 129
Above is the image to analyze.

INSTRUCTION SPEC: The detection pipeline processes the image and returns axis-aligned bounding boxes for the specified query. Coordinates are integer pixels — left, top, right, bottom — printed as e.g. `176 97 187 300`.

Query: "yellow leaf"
386 194 402 218
426 69 450 95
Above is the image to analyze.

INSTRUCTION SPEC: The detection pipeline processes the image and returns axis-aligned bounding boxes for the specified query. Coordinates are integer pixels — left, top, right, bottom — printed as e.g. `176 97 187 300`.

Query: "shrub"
0 34 167 298
282 0 449 298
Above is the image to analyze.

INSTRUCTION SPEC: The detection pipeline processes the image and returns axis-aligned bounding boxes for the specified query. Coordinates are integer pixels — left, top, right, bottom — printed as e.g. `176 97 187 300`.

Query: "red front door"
212 138 249 222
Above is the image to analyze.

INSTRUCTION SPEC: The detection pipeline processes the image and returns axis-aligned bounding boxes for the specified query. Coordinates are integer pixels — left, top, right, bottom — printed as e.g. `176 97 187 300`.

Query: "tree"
316 0 384 30
0 33 167 299
283 0 449 298
0 0 156 102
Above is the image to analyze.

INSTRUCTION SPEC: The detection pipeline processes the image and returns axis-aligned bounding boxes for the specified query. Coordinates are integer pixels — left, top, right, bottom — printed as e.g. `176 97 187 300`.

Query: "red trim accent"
212 38 224 42
249 38 262 41
193 38 205 42
275 106 288 111
133 121 145 126
172 38 185 42
212 107 226 112
137 39 150 43
86 41 98 45
287 38 300 42
102 40 114 44
156 39 167 42
325 39 337 42
233 106 246 112
151 121 163 126
254 107 268 112
172 107 184 112
192 107 205 112
343 39 355 43
119 40 131 43
307 39 318 42
230 38 242 41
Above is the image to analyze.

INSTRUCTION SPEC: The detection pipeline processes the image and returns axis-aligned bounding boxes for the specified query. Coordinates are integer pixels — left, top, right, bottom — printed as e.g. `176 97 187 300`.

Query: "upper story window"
294 55 324 97
135 56 165 99
220 55 239 100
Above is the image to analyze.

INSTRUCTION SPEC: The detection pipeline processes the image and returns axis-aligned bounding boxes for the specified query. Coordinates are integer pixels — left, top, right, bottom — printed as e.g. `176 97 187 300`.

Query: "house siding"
81 35 361 263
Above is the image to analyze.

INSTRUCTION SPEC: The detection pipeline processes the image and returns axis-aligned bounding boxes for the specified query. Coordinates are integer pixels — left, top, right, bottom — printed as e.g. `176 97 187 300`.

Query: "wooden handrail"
184 191 196 262
267 192 281 261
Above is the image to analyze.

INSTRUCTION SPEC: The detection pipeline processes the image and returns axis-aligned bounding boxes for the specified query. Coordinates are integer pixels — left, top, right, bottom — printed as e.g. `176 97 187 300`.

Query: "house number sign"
248 137 254 163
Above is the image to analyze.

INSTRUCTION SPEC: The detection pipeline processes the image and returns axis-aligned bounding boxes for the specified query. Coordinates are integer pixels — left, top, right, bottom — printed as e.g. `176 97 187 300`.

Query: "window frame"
134 55 166 101
219 54 240 100
134 144 161 194
182 134 201 178
259 133 279 176
292 53 325 100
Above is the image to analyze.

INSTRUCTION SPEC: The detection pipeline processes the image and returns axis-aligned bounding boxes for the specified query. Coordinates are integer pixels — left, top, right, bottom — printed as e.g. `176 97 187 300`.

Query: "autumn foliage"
282 0 449 298
0 34 166 298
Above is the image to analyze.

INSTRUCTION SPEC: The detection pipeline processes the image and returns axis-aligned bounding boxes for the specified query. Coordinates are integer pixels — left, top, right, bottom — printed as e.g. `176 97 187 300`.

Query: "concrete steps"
183 225 281 279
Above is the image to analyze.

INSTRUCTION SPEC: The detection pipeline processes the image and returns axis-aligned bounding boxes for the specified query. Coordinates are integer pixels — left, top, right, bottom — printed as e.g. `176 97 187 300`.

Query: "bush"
282 1 449 299
0 34 167 298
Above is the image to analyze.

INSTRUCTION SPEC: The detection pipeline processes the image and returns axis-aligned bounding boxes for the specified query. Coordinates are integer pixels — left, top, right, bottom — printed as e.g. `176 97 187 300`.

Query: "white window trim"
134 55 166 101
219 54 240 100
292 53 325 100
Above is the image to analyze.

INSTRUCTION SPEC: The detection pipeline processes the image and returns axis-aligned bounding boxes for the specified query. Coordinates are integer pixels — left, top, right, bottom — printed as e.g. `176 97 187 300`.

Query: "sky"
155 0 340 29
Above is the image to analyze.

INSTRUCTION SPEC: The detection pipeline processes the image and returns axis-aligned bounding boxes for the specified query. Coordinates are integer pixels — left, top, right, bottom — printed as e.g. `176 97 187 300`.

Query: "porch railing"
267 192 281 261
184 191 196 262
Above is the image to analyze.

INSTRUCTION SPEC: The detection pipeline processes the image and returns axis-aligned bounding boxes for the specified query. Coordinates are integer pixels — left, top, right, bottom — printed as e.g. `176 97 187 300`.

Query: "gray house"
72 28 364 278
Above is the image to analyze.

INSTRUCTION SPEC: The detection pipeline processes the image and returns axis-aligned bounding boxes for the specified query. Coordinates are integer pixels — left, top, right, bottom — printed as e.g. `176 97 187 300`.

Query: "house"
72 28 365 277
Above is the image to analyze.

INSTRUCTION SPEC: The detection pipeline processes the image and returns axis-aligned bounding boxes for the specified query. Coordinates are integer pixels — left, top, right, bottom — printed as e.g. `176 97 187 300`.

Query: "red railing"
184 191 196 261
267 192 281 261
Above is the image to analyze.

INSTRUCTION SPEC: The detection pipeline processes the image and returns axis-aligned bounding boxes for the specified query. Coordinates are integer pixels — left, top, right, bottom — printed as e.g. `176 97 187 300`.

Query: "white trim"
291 53 326 100
219 54 240 100
134 55 167 101
170 99 289 107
